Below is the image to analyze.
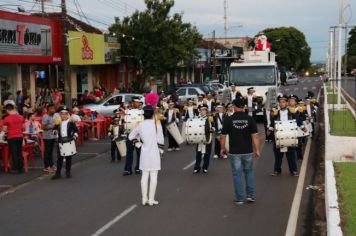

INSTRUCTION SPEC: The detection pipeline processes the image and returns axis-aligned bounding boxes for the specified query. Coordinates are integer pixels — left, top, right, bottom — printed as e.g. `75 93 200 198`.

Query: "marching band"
14 86 317 205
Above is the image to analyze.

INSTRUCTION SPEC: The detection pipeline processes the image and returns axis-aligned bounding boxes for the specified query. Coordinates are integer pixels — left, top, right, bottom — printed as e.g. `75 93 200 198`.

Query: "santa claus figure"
255 34 271 52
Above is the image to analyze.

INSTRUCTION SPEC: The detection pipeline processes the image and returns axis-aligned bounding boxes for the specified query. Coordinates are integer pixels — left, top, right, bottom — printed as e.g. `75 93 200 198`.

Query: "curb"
325 160 343 236
324 85 344 236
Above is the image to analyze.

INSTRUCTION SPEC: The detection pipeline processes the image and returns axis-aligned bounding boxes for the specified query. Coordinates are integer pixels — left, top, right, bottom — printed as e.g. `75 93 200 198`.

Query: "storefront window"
0 64 17 104
77 68 88 100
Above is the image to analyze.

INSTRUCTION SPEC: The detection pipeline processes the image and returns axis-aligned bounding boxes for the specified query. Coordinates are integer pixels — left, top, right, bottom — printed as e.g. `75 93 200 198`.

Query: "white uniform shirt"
61 119 69 137
129 119 164 171
231 91 237 101
280 109 289 121
168 109 174 122
188 107 194 118
206 100 213 112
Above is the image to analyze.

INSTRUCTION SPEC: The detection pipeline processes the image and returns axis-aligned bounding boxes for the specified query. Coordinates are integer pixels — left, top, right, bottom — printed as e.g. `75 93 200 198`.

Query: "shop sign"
104 35 120 64
68 31 105 65
0 19 52 56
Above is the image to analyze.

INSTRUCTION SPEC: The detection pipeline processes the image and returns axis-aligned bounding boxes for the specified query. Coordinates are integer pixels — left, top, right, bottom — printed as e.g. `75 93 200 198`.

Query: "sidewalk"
0 139 111 194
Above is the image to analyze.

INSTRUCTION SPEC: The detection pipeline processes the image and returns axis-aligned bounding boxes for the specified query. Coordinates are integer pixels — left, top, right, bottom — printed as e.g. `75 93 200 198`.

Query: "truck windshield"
230 66 276 86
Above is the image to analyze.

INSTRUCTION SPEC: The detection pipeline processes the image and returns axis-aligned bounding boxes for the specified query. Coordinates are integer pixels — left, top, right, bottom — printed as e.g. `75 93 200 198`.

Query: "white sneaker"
148 200 159 206
167 148 173 152
223 155 228 159
175 147 180 151
213 155 219 159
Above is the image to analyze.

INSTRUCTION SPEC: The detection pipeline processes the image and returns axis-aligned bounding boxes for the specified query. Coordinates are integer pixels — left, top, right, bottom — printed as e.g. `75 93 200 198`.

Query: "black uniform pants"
111 141 122 161
124 139 141 172
167 132 179 149
56 155 72 175
44 139 55 168
8 138 23 172
194 143 212 171
273 144 298 174
214 137 221 156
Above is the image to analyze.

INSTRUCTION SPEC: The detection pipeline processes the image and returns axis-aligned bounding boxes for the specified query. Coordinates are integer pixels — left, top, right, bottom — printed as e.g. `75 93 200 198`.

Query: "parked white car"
83 93 145 116
175 87 205 105
286 76 299 85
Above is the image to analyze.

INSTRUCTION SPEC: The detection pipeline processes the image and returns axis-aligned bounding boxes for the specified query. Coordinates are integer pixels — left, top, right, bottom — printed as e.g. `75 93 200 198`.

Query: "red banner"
0 10 63 64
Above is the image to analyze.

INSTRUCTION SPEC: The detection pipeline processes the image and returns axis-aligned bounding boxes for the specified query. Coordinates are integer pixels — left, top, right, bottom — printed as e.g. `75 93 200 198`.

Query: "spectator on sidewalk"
2 104 25 174
220 96 260 205
41 104 57 173
21 96 32 118
25 113 41 133
15 90 23 113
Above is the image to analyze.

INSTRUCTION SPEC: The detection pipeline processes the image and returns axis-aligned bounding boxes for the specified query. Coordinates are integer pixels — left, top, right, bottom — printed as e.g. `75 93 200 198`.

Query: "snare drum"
274 120 298 150
124 109 144 133
58 141 77 157
185 118 212 144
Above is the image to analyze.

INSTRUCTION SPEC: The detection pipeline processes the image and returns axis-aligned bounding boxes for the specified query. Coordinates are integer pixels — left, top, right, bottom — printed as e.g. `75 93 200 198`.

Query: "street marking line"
183 161 196 170
285 89 320 236
285 88 290 91
0 185 13 188
285 139 311 236
312 86 317 90
294 88 299 91
303 87 308 90
91 205 137 236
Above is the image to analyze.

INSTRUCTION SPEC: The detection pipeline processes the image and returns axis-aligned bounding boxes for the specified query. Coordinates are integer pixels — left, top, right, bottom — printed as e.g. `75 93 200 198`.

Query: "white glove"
175 118 179 123
135 142 142 148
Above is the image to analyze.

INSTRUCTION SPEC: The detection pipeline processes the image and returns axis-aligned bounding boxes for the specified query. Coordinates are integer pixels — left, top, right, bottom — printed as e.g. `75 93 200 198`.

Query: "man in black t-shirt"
220 96 260 205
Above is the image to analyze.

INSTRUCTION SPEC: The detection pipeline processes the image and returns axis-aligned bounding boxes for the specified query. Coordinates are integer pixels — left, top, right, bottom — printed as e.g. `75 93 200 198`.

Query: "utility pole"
337 0 344 106
61 0 72 107
224 0 228 44
41 0 45 14
212 30 217 81
344 23 348 76
329 29 334 85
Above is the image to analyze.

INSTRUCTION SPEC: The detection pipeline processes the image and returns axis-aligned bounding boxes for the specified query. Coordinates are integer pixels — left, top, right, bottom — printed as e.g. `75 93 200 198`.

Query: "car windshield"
230 66 276 86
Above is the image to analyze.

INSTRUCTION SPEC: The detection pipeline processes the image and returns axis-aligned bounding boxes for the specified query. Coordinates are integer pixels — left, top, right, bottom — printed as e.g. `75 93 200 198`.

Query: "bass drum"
274 120 299 150
185 118 212 144
58 141 77 157
115 137 127 157
166 121 184 145
124 109 144 133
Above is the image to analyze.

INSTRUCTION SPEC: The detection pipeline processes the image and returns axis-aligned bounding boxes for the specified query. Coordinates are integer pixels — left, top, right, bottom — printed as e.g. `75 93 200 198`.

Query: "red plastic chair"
22 140 36 173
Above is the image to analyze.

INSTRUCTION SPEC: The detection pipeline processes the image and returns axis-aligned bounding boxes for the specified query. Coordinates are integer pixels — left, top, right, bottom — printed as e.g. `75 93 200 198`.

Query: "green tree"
253 27 311 72
109 0 201 84
346 27 356 72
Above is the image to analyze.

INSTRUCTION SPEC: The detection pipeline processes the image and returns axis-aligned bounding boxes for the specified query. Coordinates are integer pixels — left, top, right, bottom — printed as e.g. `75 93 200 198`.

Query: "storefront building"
0 10 63 105
67 30 122 101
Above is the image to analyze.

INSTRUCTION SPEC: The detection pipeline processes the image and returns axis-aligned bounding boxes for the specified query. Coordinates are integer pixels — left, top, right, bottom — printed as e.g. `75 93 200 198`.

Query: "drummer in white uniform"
52 106 78 180
129 105 164 206
193 104 214 174
268 95 305 177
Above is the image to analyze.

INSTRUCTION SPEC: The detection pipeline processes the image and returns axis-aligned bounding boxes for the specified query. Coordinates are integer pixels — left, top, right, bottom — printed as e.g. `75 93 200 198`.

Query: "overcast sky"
2 0 356 62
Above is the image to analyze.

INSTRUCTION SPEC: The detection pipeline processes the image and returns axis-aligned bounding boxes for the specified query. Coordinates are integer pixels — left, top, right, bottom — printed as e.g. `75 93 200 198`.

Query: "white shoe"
148 182 158 206
213 155 218 159
175 147 180 151
167 148 173 152
223 155 228 159
148 200 159 206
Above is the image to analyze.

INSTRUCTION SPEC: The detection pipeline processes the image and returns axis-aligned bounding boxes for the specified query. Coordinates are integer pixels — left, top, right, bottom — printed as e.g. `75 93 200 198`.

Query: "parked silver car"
83 93 145 116
286 76 299 85
175 87 205 105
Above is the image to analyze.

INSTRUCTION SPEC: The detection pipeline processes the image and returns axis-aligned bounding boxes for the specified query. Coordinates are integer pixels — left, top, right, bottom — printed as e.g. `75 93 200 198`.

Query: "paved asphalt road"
0 78 322 236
